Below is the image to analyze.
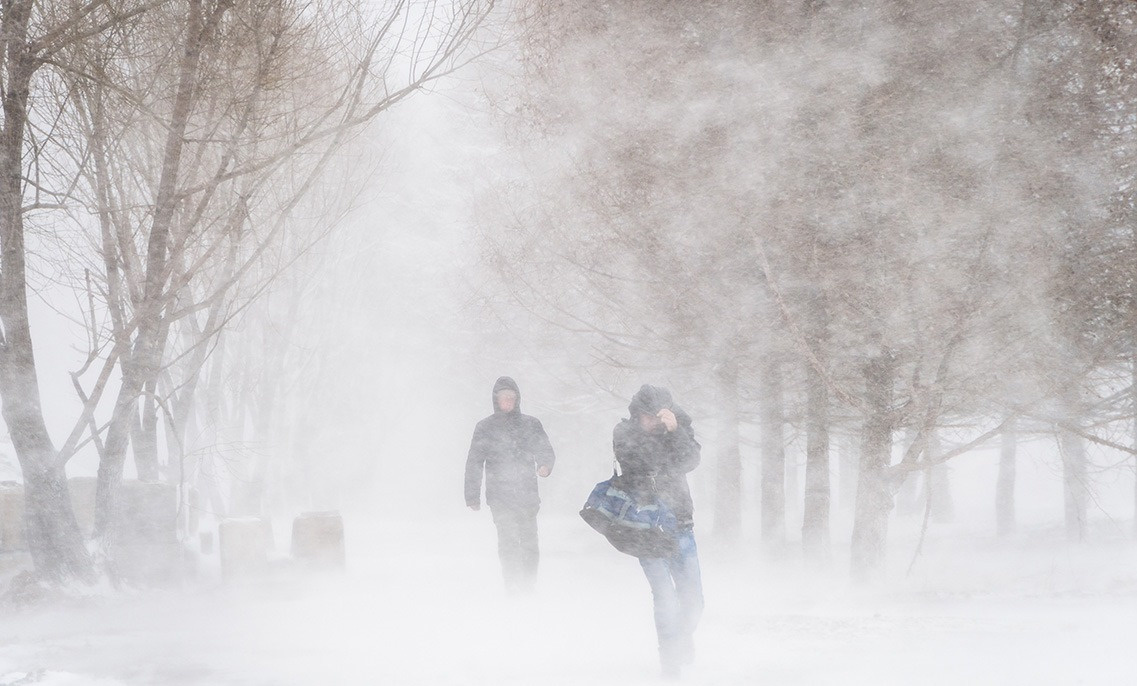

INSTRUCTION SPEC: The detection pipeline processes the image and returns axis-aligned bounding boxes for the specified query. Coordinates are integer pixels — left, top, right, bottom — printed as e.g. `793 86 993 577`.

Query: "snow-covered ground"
1 512 1134 685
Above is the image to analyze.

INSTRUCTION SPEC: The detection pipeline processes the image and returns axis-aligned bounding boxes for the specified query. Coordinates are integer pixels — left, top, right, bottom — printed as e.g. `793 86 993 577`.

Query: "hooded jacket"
612 384 701 530
464 377 556 511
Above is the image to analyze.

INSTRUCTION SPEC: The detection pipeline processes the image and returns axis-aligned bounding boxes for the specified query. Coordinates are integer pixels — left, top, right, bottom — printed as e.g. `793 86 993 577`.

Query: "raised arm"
667 408 701 473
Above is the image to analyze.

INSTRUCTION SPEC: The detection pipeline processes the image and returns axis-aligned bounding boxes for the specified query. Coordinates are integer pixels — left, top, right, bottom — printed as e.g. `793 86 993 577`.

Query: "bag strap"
611 460 660 494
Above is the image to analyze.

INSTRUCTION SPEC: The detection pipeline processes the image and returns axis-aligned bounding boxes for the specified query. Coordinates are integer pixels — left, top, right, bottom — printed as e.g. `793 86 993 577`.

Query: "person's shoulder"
519 413 545 427
613 418 635 438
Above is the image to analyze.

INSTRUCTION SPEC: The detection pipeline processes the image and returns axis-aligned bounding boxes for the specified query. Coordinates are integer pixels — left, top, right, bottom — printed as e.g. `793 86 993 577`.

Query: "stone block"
3 476 179 589
219 518 272 579
0 484 24 552
291 511 345 569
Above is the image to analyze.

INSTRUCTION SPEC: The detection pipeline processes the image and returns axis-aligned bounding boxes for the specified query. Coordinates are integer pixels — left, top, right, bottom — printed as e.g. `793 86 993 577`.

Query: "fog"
2 1 1137 684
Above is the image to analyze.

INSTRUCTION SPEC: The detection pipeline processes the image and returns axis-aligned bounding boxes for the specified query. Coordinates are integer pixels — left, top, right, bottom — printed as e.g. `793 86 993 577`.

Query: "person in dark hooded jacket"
613 384 703 678
465 377 556 592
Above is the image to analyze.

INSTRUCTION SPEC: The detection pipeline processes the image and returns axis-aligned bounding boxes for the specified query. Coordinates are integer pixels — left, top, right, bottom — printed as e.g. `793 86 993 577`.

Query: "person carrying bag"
580 461 679 558
581 384 704 679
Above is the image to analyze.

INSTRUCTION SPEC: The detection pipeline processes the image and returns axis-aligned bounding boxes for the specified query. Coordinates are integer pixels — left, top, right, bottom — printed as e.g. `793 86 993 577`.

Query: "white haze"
2 5 1137 686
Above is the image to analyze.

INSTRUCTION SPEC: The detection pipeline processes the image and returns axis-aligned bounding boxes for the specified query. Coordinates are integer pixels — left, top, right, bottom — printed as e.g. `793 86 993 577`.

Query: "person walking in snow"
613 384 703 678
464 376 556 593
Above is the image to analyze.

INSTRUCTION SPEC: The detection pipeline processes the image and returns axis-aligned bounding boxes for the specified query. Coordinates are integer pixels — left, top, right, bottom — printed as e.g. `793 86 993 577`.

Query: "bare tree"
0 0 173 581
485 0 1133 582
0 0 495 581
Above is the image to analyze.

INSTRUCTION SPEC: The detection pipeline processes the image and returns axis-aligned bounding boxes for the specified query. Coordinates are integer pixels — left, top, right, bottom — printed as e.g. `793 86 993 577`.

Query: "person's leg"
671 531 704 664
639 556 682 676
517 507 540 590
490 507 524 592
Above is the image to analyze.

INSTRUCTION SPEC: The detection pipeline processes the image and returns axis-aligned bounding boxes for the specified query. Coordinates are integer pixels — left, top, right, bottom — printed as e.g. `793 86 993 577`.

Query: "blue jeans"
639 530 703 667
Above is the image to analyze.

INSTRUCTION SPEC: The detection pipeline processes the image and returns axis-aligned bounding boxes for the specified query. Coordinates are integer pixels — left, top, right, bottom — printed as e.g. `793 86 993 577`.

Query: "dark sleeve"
464 423 487 507
530 418 556 472
666 411 700 474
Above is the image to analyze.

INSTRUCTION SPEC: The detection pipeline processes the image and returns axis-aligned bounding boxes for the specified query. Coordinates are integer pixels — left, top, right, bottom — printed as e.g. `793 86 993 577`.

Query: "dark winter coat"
465 377 556 511
613 384 701 530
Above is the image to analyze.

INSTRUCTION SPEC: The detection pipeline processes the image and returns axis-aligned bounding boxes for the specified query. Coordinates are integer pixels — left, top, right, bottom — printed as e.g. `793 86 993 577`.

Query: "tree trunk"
164 239 237 525
996 419 1016 537
167 361 203 514
132 378 161 482
895 429 922 515
802 346 831 561
926 433 953 524
785 445 800 523
94 374 144 541
851 350 895 583
197 331 230 517
22 463 90 580
713 358 742 542
837 433 858 517
95 0 220 542
758 356 785 548
0 4 91 581
1058 390 1088 542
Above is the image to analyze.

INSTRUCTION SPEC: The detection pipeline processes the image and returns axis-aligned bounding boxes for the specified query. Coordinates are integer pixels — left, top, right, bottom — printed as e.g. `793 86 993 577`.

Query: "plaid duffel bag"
579 473 678 558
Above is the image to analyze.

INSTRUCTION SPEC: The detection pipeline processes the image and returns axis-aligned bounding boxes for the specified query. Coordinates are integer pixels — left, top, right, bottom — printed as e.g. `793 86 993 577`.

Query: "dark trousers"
490 505 539 593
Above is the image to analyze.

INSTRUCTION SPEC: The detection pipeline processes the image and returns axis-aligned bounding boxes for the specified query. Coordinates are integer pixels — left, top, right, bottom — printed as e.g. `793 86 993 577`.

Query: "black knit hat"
628 384 672 418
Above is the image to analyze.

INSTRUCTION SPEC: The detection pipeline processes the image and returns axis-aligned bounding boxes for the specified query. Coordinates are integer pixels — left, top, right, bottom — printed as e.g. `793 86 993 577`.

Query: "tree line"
1 0 494 583
474 0 1137 580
